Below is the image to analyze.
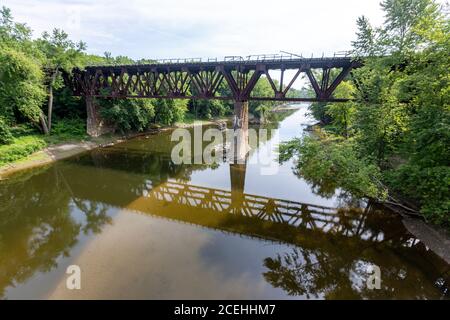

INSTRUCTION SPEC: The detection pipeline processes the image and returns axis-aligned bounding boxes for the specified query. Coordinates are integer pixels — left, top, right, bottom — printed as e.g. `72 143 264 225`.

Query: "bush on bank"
0 119 14 145
0 135 47 166
279 136 384 200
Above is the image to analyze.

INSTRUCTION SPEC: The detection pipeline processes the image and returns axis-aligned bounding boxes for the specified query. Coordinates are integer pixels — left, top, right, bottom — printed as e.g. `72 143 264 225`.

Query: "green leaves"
353 0 443 56
286 0 450 226
0 6 32 44
153 99 188 126
385 164 450 225
0 118 13 145
352 16 378 56
279 136 384 199
380 0 440 53
37 28 86 71
0 47 46 126
189 99 228 119
100 99 156 133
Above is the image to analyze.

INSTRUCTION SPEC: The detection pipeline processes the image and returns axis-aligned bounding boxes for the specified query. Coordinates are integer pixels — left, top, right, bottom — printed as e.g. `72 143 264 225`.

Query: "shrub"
100 99 155 133
153 99 187 125
51 118 86 137
279 136 384 199
0 135 47 166
0 119 13 145
385 164 450 226
44 117 87 143
0 47 46 126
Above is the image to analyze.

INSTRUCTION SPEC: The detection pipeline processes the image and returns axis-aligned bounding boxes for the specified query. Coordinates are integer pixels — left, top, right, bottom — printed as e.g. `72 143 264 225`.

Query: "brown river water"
0 105 449 299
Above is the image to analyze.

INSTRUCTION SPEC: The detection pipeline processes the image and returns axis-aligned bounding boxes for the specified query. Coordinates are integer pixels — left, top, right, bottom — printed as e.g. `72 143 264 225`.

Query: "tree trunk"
47 69 59 134
344 110 348 139
39 112 49 134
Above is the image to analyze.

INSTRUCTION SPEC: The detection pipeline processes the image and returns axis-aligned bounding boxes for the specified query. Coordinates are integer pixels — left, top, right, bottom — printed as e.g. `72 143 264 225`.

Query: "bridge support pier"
230 162 247 211
233 100 249 131
230 163 247 194
86 96 114 137
233 100 249 162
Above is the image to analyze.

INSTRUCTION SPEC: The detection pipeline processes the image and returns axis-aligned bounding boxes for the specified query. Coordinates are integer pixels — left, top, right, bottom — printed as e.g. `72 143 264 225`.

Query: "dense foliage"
0 118 13 144
0 46 46 129
280 136 384 199
0 135 47 166
281 0 449 226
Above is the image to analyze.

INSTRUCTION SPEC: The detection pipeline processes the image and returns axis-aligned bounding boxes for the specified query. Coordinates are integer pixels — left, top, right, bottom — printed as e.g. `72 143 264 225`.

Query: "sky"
3 0 392 60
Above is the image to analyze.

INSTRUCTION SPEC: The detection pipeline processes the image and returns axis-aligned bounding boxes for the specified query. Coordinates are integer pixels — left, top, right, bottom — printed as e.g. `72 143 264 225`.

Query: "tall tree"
37 29 86 133
380 0 440 53
0 7 48 133
352 16 378 56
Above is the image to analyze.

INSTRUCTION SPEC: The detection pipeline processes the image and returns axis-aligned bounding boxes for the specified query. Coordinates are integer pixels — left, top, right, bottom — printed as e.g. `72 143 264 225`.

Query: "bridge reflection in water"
1 129 449 298
121 166 449 299
130 178 373 243
57 134 449 299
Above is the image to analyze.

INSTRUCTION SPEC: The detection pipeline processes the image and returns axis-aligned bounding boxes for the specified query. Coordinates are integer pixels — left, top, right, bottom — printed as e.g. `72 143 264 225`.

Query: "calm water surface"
1 105 449 299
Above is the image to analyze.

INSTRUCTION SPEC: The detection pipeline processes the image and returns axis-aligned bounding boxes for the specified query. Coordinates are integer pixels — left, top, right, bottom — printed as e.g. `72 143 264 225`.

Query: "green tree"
0 47 47 131
350 0 449 223
189 99 228 119
352 16 378 56
100 99 155 133
282 0 450 226
153 99 187 125
380 0 440 53
325 81 356 137
37 29 86 133
250 76 277 120
0 6 32 49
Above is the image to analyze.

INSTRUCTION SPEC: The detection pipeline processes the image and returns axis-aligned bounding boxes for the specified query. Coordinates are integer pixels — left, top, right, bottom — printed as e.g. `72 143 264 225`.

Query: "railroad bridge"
64 54 362 136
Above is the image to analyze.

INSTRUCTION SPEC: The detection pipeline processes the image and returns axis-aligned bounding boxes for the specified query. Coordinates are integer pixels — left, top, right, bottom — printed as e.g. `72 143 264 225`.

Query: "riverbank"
300 130 450 266
0 117 228 180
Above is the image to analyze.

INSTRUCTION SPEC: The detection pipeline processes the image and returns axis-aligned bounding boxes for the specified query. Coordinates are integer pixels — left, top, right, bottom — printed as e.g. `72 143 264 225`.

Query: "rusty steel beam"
74 94 350 103
64 57 362 103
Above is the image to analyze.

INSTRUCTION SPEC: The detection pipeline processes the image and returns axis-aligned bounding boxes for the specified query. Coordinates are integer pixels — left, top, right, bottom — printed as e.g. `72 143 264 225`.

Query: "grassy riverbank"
0 115 229 179
0 118 88 167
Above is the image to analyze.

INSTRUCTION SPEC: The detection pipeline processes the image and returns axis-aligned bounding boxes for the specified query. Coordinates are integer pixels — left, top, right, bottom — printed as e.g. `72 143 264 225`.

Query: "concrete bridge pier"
233 100 249 131
230 162 247 210
229 100 249 210
233 100 250 163
86 96 114 137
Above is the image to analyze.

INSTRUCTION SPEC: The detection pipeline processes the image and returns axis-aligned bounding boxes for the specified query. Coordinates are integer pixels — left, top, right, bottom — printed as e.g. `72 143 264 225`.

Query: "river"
0 105 448 299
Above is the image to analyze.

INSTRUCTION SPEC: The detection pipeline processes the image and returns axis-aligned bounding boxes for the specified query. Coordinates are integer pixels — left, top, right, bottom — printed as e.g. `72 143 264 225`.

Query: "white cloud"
7 0 444 60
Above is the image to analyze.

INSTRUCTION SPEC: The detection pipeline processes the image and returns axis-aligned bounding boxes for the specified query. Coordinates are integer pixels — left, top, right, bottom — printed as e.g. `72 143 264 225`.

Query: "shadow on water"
0 108 448 299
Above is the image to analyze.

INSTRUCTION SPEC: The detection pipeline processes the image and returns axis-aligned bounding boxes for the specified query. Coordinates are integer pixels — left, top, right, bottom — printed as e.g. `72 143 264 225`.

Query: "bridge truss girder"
65 58 362 103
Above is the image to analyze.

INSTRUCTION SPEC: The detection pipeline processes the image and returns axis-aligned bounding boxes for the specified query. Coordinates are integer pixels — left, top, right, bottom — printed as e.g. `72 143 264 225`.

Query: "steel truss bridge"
65 56 362 103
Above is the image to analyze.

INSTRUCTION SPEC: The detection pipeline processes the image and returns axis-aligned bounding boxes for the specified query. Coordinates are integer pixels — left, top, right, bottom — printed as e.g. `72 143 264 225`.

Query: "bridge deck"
83 57 358 74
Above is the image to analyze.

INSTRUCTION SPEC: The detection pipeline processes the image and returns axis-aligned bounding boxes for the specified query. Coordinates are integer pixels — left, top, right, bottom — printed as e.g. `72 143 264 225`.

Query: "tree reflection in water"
0 137 218 298
0 166 113 298
262 206 450 299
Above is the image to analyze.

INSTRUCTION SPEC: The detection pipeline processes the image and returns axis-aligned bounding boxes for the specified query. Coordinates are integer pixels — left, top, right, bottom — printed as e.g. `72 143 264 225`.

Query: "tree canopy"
281 0 450 226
